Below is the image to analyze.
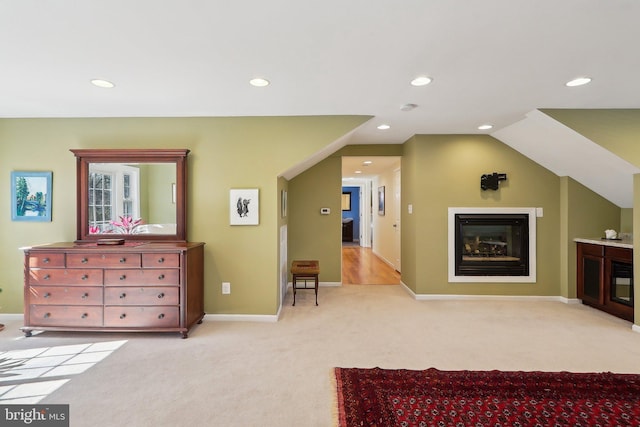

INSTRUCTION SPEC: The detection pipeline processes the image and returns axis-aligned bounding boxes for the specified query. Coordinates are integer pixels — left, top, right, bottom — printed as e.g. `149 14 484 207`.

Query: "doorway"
341 156 401 285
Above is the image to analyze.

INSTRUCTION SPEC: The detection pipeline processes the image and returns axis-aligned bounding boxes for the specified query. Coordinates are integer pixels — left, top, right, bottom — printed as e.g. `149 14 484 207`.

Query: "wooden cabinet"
23 242 205 338
577 242 634 322
342 218 353 242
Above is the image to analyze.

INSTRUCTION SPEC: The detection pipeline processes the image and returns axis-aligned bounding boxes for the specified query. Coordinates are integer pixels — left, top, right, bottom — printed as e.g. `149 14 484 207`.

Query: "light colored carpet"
2 284 640 426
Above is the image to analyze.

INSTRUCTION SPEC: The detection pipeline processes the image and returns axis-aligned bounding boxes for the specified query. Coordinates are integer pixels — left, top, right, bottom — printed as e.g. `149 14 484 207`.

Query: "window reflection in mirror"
88 163 176 235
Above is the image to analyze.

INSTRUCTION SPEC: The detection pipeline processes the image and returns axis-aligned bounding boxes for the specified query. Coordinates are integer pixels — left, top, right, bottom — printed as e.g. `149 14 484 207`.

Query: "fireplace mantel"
448 207 537 283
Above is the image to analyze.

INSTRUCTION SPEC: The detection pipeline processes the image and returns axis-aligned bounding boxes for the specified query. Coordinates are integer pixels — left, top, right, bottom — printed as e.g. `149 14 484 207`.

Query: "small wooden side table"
291 260 320 306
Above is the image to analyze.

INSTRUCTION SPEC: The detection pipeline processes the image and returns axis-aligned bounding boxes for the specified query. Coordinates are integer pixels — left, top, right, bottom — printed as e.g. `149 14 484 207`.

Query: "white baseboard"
632 324 640 334
558 297 582 304
371 249 397 271
204 313 278 323
399 283 580 303
0 313 23 318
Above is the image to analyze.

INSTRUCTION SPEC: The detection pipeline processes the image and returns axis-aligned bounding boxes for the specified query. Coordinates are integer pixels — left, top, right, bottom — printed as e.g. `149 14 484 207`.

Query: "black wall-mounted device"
480 173 507 190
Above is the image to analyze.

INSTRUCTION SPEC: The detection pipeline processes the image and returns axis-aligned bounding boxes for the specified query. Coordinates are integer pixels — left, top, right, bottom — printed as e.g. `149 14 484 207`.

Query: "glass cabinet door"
582 257 602 301
610 261 633 307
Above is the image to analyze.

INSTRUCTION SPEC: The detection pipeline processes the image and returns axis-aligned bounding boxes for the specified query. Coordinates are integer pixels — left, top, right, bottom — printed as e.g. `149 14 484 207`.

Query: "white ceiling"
2 1 639 142
342 156 401 180
2 1 640 202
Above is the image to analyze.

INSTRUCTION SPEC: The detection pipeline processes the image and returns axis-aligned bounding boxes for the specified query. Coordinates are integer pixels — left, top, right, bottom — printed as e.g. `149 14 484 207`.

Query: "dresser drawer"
104 306 179 328
104 269 180 286
28 269 103 285
29 253 65 268
142 253 180 268
29 286 103 305
104 287 179 305
67 253 142 268
29 305 103 327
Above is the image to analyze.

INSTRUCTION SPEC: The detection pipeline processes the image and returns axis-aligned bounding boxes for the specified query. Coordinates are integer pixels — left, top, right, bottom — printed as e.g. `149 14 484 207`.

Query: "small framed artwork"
341 192 351 211
230 188 259 225
378 186 385 216
11 171 53 222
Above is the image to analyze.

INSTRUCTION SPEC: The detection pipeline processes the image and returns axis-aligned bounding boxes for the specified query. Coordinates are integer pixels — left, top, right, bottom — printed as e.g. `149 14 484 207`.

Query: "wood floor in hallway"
342 245 401 285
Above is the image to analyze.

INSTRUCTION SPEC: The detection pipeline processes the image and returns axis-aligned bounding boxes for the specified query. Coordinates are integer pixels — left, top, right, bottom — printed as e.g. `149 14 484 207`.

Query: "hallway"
341 245 401 285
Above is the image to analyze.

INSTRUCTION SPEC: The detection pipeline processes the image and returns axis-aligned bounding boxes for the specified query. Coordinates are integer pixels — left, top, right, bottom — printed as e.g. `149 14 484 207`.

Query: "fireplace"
448 208 537 283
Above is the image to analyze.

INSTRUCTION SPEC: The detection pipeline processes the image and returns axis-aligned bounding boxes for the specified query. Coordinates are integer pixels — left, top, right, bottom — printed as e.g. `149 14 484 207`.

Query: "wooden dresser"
22 241 205 338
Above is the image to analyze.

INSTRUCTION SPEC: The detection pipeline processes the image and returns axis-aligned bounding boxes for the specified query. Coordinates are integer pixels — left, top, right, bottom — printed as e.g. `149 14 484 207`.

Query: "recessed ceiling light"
355 170 362 174
410 76 432 87
478 124 493 130
91 79 115 88
565 77 592 87
363 161 373 165
249 78 270 87
377 124 390 130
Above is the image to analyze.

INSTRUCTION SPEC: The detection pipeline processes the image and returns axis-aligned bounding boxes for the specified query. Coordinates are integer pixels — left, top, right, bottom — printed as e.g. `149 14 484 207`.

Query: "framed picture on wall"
230 188 259 225
341 192 351 211
378 186 385 216
11 171 52 222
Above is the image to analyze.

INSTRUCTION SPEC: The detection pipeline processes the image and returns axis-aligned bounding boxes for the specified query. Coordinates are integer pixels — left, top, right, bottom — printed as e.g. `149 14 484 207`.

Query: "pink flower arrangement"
110 216 143 234
89 225 101 234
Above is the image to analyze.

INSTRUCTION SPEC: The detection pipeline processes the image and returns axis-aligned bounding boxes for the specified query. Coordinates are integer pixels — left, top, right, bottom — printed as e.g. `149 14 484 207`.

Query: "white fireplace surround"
448 207 537 283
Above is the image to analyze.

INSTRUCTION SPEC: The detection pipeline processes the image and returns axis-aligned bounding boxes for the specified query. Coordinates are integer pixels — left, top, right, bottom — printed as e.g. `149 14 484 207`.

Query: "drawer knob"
119 258 127 263
81 258 88 264
119 293 127 299
119 313 126 319
43 274 50 280
82 293 89 299
158 274 165 280
44 292 51 298
43 258 50 263
81 275 88 280
158 313 165 319
44 312 51 319
81 313 88 319
157 292 165 299
157 257 165 263
119 275 126 281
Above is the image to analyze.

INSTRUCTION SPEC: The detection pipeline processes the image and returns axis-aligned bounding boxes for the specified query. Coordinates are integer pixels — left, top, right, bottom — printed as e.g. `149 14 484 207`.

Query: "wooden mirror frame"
71 148 189 242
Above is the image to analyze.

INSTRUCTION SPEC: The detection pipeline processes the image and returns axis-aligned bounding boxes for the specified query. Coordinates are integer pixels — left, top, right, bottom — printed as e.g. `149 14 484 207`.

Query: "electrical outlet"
222 282 231 294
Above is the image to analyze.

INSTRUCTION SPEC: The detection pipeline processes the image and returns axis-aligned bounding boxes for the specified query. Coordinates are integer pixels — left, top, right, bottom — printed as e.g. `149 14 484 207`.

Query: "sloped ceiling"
493 110 640 208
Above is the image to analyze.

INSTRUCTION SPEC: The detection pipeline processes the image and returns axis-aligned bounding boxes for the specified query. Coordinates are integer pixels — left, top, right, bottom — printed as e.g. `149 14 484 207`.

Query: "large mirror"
71 149 189 242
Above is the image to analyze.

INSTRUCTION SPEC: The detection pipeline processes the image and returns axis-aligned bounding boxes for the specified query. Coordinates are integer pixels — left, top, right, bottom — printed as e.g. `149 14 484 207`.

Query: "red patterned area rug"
333 367 640 426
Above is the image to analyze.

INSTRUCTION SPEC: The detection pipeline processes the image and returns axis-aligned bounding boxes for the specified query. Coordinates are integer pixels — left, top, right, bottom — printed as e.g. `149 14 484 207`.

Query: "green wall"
0 116 369 314
145 163 176 225
287 145 404 285
1 114 638 324
288 156 342 283
401 134 562 296
287 135 611 300
560 177 621 299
